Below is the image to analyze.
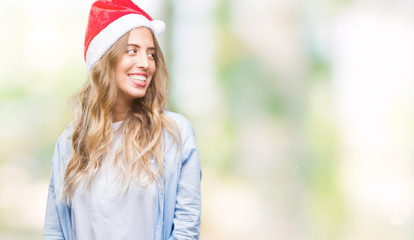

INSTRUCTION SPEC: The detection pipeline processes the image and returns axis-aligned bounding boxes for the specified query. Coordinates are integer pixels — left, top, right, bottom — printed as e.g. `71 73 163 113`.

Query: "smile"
129 74 146 83
128 73 148 87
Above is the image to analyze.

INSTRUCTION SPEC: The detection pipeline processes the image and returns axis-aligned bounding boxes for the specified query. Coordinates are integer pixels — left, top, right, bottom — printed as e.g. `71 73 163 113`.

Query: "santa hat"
84 0 165 72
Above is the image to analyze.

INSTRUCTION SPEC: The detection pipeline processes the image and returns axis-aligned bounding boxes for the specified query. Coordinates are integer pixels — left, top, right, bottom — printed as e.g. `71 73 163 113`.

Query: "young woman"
44 0 201 239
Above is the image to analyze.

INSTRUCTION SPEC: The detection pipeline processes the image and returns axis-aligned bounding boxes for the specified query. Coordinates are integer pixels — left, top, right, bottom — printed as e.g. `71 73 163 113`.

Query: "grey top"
70 121 158 240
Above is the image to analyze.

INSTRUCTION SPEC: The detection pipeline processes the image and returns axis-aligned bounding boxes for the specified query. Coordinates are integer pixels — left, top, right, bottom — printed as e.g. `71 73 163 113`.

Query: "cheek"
116 56 132 72
115 59 130 81
115 75 121 88
150 63 156 76
114 62 122 80
114 67 122 86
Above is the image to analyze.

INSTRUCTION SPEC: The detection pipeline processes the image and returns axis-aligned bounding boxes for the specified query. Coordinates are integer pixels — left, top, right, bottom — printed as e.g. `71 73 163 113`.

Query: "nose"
135 51 149 69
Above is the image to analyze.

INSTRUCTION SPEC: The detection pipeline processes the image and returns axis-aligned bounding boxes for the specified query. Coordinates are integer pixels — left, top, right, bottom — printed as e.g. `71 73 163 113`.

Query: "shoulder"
164 110 195 136
164 111 192 126
163 111 198 157
162 111 199 171
57 124 74 146
53 123 74 161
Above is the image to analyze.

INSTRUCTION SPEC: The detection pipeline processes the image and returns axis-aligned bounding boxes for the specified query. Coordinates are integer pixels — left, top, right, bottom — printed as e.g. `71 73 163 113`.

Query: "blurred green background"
1 0 414 239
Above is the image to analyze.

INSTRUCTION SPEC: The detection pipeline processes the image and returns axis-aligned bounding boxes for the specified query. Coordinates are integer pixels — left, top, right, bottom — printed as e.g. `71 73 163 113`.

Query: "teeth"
129 75 146 82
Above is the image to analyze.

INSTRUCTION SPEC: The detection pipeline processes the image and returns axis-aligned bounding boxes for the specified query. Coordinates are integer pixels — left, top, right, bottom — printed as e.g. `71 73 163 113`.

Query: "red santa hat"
84 0 165 72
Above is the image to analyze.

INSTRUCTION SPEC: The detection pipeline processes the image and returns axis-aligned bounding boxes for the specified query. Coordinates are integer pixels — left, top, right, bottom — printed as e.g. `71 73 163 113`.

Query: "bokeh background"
1 0 414 239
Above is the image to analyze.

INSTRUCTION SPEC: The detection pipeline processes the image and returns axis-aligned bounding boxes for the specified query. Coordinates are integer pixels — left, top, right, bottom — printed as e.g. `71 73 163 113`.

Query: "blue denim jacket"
44 111 202 240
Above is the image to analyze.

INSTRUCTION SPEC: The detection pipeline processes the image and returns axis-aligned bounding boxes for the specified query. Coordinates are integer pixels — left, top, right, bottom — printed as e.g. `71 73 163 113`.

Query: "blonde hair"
62 29 180 200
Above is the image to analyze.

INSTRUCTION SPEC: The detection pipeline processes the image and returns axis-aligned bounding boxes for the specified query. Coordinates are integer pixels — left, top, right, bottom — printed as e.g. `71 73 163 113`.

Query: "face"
114 27 156 107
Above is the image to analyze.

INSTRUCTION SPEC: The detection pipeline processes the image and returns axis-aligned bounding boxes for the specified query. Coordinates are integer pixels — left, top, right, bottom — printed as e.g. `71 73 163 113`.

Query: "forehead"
128 27 155 47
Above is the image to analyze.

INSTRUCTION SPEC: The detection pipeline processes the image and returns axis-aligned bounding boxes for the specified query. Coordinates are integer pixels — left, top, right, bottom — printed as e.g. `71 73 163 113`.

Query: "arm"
169 121 202 240
44 136 65 239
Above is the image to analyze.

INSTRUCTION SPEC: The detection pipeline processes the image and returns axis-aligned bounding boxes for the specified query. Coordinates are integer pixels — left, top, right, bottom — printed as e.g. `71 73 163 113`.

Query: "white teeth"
129 75 146 82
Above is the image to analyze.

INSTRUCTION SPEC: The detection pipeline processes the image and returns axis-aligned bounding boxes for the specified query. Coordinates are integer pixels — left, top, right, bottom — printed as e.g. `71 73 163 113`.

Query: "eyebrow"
127 43 155 50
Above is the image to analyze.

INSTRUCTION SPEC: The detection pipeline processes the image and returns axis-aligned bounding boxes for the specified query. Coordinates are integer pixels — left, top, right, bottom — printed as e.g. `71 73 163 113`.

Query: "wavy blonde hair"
62 29 180 200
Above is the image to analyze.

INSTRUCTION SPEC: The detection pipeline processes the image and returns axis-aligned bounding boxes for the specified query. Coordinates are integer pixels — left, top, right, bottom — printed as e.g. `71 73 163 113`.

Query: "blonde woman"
44 0 201 239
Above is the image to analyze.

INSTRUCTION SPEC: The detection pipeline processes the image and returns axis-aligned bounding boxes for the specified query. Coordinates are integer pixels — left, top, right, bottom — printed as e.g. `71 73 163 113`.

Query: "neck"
113 98 132 122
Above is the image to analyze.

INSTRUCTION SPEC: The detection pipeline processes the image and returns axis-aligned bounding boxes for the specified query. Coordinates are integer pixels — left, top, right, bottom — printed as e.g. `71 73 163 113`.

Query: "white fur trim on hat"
85 14 165 72
151 20 165 37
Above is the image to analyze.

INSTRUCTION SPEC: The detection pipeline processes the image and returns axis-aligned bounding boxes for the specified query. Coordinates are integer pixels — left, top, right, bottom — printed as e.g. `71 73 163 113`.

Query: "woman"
44 0 201 239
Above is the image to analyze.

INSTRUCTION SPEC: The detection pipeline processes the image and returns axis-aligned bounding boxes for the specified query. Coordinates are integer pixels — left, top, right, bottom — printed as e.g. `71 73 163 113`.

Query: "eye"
126 49 137 54
148 52 156 58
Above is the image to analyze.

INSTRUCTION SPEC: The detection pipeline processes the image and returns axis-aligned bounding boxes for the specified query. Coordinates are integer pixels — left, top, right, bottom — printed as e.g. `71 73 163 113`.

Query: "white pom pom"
151 20 165 37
